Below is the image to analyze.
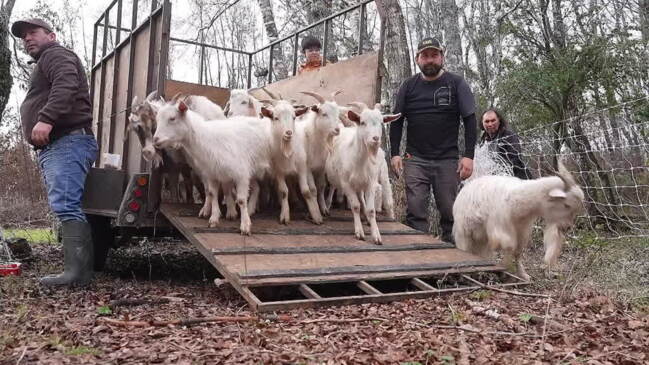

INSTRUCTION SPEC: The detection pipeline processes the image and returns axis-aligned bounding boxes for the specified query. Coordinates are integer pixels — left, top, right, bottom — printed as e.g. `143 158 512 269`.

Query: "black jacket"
480 128 533 179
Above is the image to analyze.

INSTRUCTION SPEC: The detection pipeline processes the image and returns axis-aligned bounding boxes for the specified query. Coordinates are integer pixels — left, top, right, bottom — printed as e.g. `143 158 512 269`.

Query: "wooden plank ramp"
161 203 529 312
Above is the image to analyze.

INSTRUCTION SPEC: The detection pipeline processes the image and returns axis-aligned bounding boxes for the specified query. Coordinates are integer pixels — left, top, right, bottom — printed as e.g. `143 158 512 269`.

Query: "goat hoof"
355 232 365 241
208 219 219 227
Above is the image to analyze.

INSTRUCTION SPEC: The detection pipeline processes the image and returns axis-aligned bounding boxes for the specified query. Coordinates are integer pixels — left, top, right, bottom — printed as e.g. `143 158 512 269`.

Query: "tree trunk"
641 0 649 42
257 0 288 80
439 0 465 74
374 0 412 110
0 0 16 121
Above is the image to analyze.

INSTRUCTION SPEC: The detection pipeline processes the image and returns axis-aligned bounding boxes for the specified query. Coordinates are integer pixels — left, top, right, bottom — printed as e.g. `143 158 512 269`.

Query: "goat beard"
543 223 565 267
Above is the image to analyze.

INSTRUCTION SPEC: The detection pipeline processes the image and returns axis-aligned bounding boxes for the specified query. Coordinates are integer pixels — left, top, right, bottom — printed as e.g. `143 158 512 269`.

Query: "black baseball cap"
417 37 443 55
11 18 53 38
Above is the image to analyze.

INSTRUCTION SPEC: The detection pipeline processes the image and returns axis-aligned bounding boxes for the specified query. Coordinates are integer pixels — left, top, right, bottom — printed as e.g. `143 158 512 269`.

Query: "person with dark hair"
298 35 328 74
390 37 477 243
480 109 532 180
12 18 98 287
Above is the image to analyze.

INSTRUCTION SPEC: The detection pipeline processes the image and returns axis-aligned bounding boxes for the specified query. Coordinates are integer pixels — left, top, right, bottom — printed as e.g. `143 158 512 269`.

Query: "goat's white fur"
153 100 271 234
325 104 400 244
452 164 584 279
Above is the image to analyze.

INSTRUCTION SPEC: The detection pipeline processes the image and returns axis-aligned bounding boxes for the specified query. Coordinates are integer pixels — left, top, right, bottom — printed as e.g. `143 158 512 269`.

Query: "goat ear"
295 107 309 117
383 113 401 124
178 100 188 114
548 188 567 199
132 95 139 106
261 106 274 119
347 110 361 124
310 105 319 113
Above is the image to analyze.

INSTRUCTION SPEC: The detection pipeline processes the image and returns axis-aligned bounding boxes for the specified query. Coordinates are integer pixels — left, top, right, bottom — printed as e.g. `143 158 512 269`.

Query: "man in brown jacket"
12 18 98 287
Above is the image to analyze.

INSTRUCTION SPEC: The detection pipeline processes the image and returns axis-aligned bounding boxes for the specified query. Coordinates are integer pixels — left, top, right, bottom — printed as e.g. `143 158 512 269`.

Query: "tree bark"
0 0 17 121
374 0 412 110
257 0 288 80
439 0 465 74
641 0 649 42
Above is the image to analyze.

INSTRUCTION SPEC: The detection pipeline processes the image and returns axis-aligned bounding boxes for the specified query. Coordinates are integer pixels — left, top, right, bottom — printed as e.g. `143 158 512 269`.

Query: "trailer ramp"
161 203 528 312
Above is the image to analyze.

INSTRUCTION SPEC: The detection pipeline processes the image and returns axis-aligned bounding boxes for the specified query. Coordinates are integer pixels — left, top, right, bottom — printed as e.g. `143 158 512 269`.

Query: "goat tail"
543 223 565 267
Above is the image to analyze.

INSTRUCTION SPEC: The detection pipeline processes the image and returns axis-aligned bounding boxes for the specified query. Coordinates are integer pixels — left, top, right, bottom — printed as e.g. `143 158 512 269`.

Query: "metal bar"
157 0 172 98
94 0 119 26
247 53 253 89
357 280 382 295
292 33 299 76
169 36 251 56
237 260 498 279
298 284 321 299
97 23 132 33
91 7 163 70
91 23 98 68
411 277 437 291
194 227 424 235
211 243 455 255
251 0 374 55
322 19 329 66
101 11 109 57
96 9 110 160
357 3 366 55
122 0 140 173
115 0 123 44
267 44 273 84
151 0 158 13
131 0 138 29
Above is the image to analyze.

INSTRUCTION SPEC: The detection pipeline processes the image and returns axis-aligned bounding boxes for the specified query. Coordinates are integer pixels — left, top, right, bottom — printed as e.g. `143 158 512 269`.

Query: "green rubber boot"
40 220 93 287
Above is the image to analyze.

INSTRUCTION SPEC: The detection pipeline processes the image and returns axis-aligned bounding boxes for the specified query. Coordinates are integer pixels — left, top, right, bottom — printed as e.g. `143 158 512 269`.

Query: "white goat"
325 103 400 244
260 100 323 224
184 95 227 120
225 89 262 117
153 99 271 234
299 91 342 216
452 163 585 280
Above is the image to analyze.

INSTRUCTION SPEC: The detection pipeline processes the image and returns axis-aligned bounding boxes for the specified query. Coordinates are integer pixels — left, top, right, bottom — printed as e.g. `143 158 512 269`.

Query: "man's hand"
31 121 53 146
391 156 403 177
457 157 473 180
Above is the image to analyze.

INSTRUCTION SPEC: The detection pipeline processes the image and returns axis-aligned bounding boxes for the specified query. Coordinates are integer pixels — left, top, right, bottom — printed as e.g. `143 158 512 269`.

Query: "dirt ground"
1 235 648 364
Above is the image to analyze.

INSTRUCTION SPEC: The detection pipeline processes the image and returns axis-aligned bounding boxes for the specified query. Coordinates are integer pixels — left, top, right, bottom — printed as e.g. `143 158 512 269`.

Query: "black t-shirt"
390 71 477 160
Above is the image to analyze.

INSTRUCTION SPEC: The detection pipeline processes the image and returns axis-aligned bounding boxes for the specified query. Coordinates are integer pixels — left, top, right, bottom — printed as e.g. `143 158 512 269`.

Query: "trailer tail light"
133 188 144 198
0 263 21 276
128 200 141 212
136 176 148 186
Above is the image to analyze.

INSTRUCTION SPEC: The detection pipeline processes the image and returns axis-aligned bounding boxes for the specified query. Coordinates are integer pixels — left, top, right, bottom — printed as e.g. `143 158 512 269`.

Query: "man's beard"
419 63 443 77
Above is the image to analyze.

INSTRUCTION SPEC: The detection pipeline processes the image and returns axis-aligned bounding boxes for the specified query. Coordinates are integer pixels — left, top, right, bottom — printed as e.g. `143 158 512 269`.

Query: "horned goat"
452 163 585 280
152 98 272 234
259 97 323 224
325 103 400 244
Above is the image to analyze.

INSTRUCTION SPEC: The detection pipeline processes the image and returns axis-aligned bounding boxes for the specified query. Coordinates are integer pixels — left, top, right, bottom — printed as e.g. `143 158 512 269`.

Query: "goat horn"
348 102 368 111
300 91 326 104
262 87 280 100
259 99 277 106
170 92 185 103
331 90 343 101
556 161 576 189
145 91 157 101
132 95 139 106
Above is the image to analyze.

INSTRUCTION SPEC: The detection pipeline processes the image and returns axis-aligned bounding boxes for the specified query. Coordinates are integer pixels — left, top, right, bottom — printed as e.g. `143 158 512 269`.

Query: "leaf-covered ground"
1 237 647 364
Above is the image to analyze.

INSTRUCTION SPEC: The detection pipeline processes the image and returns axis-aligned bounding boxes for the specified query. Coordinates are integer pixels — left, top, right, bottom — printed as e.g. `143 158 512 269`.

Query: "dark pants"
403 155 458 240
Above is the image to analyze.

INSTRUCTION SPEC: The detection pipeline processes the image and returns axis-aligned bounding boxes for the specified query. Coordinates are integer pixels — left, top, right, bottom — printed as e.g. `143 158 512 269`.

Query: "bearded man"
389 37 477 243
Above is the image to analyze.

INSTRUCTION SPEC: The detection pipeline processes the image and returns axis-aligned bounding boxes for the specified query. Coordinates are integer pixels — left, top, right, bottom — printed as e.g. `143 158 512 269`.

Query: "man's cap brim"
11 20 52 38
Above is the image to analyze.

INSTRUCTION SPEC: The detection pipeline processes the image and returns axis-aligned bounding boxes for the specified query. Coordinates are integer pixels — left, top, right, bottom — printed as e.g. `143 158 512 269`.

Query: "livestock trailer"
83 0 527 311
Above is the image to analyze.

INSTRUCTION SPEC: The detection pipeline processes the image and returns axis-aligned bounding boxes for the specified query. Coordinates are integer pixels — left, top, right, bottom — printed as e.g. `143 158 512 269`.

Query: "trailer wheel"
87 214 115 272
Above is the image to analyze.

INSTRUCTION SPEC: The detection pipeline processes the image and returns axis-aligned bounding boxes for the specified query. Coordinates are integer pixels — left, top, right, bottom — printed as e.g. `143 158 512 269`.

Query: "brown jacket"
20 42 93 146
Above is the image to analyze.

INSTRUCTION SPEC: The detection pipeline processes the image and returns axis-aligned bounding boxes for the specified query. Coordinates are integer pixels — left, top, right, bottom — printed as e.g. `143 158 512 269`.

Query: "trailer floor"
161 203 528 312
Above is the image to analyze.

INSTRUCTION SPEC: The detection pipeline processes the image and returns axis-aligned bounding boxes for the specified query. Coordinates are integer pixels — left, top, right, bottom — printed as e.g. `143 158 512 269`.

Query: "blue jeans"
38 134 98 222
